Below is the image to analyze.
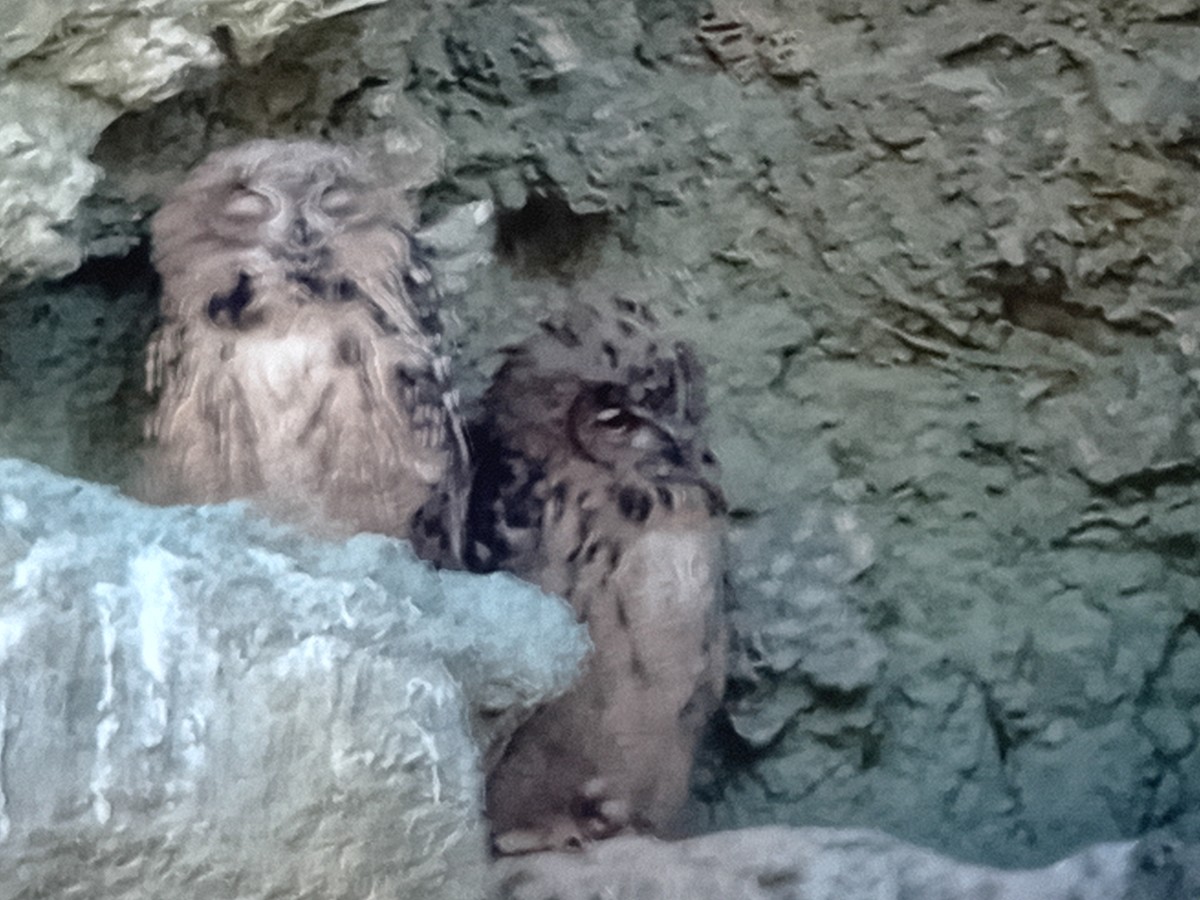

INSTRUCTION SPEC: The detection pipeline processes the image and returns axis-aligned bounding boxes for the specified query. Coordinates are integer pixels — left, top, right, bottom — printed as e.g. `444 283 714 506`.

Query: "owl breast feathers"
139 139 466 546
465 300 728 854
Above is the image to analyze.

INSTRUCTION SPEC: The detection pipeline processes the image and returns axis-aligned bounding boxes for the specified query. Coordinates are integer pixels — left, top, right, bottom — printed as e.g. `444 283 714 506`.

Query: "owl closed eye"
222 185 275 220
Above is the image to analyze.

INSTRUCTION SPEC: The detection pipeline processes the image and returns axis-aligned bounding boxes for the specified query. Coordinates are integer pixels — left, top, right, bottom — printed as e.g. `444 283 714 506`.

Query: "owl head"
150 139 418 323
485 299 718 484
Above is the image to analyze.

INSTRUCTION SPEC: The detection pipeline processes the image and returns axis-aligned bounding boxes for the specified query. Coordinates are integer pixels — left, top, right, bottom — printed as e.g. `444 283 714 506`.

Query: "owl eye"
225 187 272 219
595 407 641 431
320 186 357 215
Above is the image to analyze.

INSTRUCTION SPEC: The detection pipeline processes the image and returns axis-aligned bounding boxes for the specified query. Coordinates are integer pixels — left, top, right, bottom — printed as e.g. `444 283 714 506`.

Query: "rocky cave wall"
2 0 1200 873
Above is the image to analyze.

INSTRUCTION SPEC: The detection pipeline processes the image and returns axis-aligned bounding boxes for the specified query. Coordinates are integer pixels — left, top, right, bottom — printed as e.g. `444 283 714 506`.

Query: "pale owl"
465 299 728 854
139 139 466 549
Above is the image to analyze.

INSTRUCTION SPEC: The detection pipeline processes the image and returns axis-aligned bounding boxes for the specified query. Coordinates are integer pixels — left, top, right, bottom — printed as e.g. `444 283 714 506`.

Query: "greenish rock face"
2 0 1200 873
0 256 156 488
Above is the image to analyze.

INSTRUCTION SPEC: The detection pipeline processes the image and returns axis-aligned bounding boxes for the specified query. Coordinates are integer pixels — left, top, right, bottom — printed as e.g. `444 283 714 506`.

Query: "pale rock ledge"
0 457 586 900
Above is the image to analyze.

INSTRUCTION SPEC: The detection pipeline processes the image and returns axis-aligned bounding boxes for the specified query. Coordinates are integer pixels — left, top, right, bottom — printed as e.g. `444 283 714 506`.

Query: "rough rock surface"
2 0 1200 875
0 0 402 289
0 459 587 900
492 827 1200 900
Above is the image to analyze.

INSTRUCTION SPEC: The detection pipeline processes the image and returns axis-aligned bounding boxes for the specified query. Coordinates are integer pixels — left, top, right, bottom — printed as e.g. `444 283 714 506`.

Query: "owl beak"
663 429 716 479
640 421 689 472
290 216 313 247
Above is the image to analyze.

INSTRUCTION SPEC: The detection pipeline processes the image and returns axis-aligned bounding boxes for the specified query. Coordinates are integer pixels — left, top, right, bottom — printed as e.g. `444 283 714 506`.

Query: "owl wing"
383 235 471 565
452 421 545 574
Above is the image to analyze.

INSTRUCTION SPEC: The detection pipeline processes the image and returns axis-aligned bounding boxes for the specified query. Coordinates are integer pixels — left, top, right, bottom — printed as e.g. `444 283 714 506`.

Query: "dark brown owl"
465 299 727 854
139 139 466 548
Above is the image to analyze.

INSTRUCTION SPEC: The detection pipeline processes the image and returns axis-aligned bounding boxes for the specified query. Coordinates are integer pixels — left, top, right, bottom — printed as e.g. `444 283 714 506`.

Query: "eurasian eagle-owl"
139 139 465 546
464 299 728 854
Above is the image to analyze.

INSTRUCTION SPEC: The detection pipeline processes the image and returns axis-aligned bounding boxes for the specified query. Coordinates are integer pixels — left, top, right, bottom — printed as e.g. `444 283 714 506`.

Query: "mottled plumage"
467 299 727 854
139 139 466 547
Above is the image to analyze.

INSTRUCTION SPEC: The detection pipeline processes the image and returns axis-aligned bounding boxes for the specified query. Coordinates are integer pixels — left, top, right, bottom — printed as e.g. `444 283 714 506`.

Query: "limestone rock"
0 0 400 289
491 827 1199 900
0 459 588 900
0 80 112 288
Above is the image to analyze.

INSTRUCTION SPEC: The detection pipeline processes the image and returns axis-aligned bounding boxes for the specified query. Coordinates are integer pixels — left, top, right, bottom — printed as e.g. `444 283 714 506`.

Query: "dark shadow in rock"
495 192 611 281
